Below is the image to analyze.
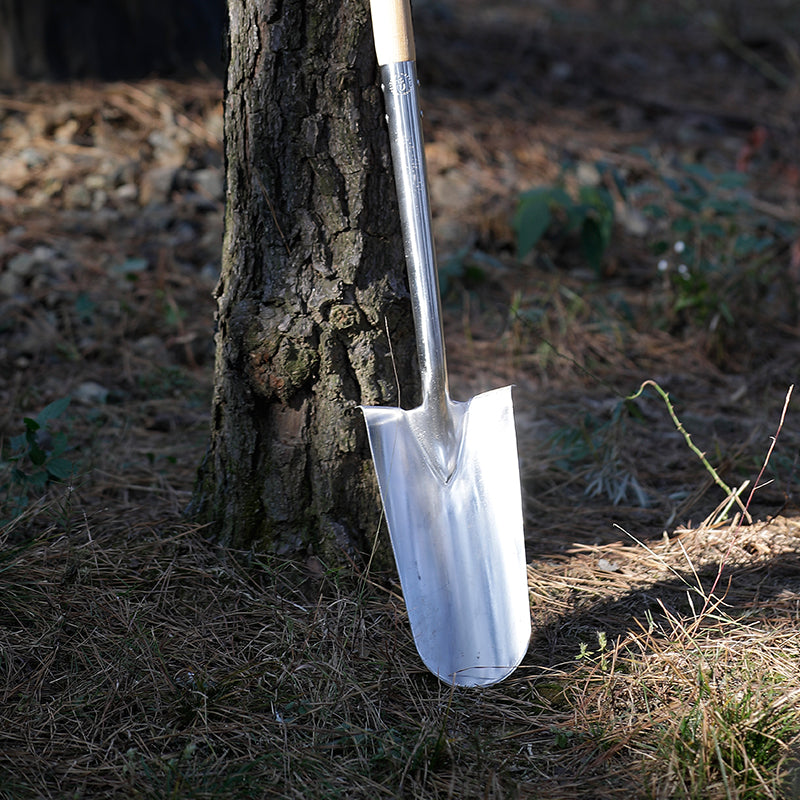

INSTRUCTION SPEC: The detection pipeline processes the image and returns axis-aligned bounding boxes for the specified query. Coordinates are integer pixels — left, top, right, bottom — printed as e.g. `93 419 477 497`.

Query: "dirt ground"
1 1 800 797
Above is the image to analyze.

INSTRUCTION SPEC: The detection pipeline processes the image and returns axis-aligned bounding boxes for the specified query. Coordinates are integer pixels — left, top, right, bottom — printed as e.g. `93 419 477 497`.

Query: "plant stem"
629 379 734 498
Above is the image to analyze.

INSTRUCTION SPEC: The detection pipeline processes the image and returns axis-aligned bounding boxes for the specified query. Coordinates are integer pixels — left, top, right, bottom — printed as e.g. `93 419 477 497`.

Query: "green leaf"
28 446 47 467
698 222 726 239
733 233 774 256
37 396 71 425
581 218 606 274
702 197 740 216
46 458 73 481
629 145 656 164
611 168 628 200
28 471 48 489
50 432 70 457
514 191 552 259
675 195 702 213
565 202 589 232
643 203 668 220
548 187 573 208
719 301 734 325
682 163 714 181
74 292 96 323
624 398 645 421
579 185 615 219
650 240 670 256
438 247 469 297
8 432 28 453
671 217 694 234
716 171 749 189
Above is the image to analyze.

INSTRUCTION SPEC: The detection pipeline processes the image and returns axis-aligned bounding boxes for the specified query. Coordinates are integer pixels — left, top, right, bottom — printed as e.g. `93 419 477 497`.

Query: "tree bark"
191 0 416 565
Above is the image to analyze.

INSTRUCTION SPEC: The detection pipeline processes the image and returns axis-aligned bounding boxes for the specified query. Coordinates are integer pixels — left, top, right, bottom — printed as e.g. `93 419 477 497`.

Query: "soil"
1 1 799 552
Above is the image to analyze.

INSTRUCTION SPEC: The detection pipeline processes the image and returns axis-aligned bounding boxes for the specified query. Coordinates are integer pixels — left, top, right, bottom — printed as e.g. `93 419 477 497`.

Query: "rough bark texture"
191 0 417 564
0 0 225 81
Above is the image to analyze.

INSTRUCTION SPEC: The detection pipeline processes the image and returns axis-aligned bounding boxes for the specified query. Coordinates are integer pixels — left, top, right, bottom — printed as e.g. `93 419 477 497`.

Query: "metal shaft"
381 61 449 411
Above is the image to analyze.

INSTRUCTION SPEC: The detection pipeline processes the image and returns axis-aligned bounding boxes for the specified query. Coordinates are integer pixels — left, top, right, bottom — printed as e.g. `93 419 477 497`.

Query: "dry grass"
2 499 800 799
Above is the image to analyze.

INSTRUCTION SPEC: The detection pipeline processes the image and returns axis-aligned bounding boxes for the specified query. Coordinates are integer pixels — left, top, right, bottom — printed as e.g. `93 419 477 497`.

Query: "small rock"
148 129 190 167
29 189 52 208
84 174 107 191
429 169 475 212
192 168 224 201
0 158 29 190
19 147 47 169
139 166 179 205
91 189 108 211
8 251 37 276
7 246 55 276
114 183 138 202
64 183 92 209
133 334 170 363
576 161 601 187
597 558 621 573
110 257 149 277
200 262 220 284
0 272 20 297
74 381 110 405
110 161 139 187
54 119 80 144
618 205 650 237
549 61 573 81
33 245 58 263
183 191 217 212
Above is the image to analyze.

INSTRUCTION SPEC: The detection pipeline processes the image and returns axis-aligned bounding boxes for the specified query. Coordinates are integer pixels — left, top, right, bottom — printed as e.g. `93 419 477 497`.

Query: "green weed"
0 396 74 523
514 166 616 275
661 667 800 799
576 631 611 672
636 155 798 352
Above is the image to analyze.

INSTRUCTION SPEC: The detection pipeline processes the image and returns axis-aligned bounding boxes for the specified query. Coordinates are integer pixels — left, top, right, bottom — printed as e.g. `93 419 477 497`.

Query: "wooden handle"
369 0 416 65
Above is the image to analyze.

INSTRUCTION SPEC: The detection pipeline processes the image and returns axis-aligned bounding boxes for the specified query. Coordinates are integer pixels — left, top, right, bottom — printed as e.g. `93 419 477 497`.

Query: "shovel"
362 0 530 687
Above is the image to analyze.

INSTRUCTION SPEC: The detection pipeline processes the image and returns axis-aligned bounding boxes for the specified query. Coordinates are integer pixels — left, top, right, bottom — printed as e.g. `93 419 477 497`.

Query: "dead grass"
2 508 800 799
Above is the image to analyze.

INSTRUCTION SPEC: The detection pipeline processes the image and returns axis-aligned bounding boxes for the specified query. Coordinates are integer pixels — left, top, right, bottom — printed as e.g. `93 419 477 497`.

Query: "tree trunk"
191 0 417 565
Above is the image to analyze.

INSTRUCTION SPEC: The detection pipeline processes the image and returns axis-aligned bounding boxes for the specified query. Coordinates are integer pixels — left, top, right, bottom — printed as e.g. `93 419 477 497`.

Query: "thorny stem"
628 380 741 511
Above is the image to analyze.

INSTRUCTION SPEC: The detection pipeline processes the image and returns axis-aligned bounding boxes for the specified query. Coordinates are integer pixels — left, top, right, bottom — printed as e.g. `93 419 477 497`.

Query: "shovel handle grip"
369 0 416 65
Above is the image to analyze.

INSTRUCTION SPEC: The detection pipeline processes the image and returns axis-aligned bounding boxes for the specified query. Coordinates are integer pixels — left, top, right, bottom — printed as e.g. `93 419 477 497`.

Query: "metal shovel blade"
363 387 530 687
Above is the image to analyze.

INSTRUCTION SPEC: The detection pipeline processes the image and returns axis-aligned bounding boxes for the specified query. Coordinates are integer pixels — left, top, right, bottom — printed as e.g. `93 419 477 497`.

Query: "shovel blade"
362 386 530 687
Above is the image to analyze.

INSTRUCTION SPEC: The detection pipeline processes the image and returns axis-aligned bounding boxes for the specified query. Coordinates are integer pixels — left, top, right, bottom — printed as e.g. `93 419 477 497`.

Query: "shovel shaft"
372 0 455 471
380 61 450 416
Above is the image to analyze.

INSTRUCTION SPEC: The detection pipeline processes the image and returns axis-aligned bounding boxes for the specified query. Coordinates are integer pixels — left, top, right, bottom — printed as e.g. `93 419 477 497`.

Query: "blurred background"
0 0 225 81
